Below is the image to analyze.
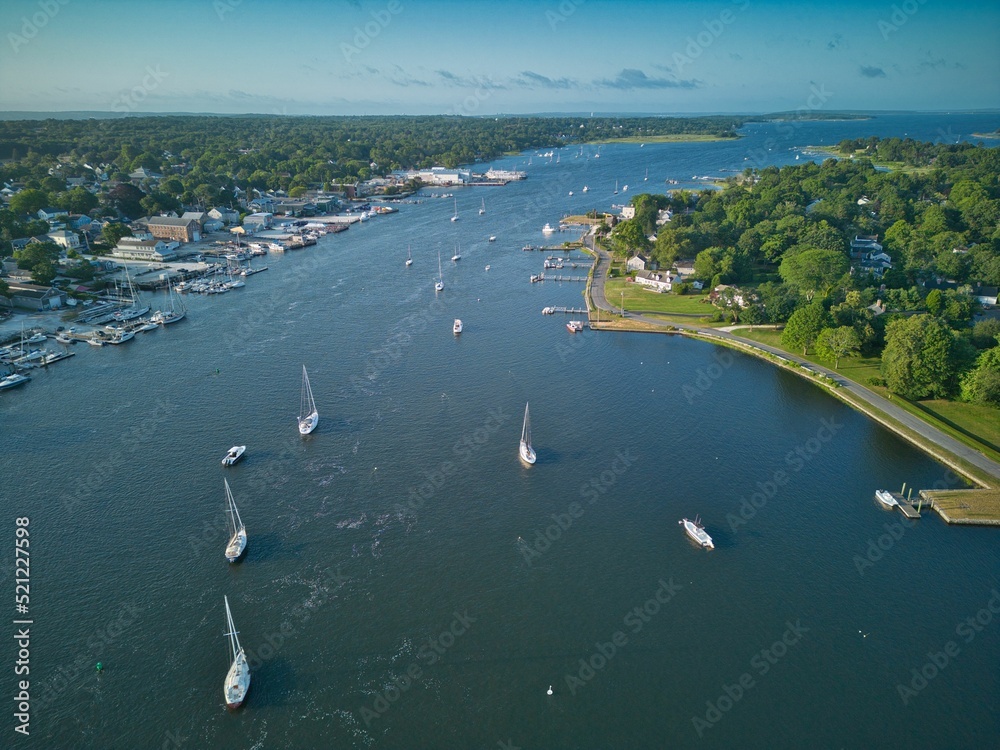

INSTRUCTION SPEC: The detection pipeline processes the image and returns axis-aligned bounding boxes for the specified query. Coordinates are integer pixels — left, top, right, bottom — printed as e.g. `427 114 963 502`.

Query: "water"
3 113 999 749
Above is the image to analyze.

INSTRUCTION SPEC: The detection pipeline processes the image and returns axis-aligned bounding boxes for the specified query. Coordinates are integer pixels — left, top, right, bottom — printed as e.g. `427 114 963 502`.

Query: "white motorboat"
453 319 463 334
875 490 898 509
26 332 46 344
298 365 319 435
224 479 247 562
582 186 589 193
485 265 491 271
222 445 246 466
680 516 714 549
106 329 135 344
519 402 536 465
567 320 583 332
223 596 251 709
613 180 618 195
0 372 30 390
542 223 555 234
488 235 496 242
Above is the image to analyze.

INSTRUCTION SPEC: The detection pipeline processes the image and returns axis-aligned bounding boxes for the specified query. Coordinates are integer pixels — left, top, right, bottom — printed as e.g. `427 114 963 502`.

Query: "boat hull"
299 413 319 435
680 519 714 549
519 441 536 465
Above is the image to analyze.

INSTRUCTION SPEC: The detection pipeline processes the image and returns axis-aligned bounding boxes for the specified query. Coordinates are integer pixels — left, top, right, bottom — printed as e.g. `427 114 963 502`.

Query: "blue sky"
1 0 997 115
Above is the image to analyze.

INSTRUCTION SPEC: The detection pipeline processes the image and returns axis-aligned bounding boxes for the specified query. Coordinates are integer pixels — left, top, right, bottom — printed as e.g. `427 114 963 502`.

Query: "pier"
886 492 921 519
542 307 588 315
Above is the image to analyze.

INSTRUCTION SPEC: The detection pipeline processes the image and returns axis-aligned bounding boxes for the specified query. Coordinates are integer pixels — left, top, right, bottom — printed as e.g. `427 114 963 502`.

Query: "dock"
542 307 588 315
887 492 921 519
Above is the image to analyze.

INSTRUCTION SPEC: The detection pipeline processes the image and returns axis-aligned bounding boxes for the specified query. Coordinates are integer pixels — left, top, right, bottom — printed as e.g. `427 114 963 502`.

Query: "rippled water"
3 113 999 749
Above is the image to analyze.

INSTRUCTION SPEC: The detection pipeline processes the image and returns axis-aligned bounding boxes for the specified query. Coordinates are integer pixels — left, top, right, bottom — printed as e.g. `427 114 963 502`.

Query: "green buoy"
95 662 103 673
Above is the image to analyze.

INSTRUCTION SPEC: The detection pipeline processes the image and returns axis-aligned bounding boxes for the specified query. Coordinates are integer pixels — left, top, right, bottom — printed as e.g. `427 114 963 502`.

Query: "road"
583 232 1000 484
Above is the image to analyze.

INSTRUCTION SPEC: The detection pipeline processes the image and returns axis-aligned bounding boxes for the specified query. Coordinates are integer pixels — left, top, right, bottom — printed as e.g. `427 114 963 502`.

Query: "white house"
112 237 178 262
46 229 80 250
208 207 239 225
974 285 998 307
243 212 273 230
626 253 649 272
634 270 677 292
37 207 68 221
620 205 636 220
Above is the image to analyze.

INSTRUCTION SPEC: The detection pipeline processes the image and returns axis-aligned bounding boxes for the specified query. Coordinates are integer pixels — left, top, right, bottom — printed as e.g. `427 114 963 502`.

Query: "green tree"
30 259 57 285
9 189 50 216
14 241 61 271
778 249 849 300
925 288 943 315
101 222 132 247
63 186 98 214
960 343 1000 406
816 326 861 369
881 315 962 399
781 301 830 354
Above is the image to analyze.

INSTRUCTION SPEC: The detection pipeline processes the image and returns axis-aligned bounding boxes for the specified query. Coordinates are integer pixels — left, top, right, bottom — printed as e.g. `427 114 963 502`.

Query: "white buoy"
547 685 553 695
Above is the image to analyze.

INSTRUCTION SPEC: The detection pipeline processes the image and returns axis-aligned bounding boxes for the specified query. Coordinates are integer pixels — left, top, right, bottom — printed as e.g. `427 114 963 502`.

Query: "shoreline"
585 134 739 145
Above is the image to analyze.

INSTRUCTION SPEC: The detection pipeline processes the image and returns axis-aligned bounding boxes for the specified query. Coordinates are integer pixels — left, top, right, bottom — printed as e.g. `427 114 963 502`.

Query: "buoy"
547 685 553 695
95 662 103 672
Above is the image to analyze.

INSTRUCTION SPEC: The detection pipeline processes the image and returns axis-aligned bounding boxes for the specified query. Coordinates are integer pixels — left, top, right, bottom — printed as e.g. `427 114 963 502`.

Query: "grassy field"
588 134 739 144
604 279 714 316
920 489 1000 524
736 328 1000 464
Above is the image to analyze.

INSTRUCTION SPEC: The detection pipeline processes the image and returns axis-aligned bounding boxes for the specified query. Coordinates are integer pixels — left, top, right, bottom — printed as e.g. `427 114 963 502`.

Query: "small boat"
680 516 714 549
406 246 413 267
644 168 649 181
106 329 135 344
451 196 459 222
135 320 159 333
522 244 535 252
298 365 319 435
222 596 251 709
519 402 536 465
435 252 444 292
541 307 555 315
623 184 629 192
484 264 491 271
0 372 30 391
542 223 555 234
613 180 618 195
567 320 583 332
479 198 486 216
223 479 247 562
451 244 461 262
222 445 246 466
875 490 898 509
582 186 589 193
87 338 104 347
26 333 46 344
55 334 73 345
488 235 496 243
453 319 463 334
568 191 574 196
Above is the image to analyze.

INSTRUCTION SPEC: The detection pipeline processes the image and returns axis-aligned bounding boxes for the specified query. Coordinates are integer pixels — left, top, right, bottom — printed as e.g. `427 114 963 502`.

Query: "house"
850 235 882 260
655 209 673 225
143 216 201 242
46 230 80 250
620 205 636 220
112 237 179 262
129 167 162 182
710 284 746 306
66 214 93 230
243 212 273 230
37 207 69 221
0 282 68 311
208 207 239 225
9 236 48 251
674 259 697 277
202 218 224 232
855 250 892 278
626 254 649 272
65 177 88 188
248 197 275 213
634 270 677 293
180 211 207 226
974 285 999 307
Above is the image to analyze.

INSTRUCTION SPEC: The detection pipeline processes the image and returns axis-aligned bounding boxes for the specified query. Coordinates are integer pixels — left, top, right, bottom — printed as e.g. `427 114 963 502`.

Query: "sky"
0 0 998 116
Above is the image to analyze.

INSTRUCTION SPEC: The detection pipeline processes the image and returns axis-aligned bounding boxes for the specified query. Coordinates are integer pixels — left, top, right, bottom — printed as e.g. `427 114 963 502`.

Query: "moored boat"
567 320 583 332
224 479 247 562
519 402 536 465
222 596 251 709
222 445 246 466
680 516 714 549
875 489 898 508
453 319 463 334
0 372 30 390
298 365 319 435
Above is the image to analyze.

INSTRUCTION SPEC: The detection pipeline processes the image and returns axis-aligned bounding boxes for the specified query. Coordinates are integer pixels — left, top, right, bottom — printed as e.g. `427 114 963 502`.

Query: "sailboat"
479 198 486 216
435 252 444 292
582 185 589 193
114 265 150 321
450 196 459 222
405 245 413 267
151 279 186 325
451 243 461 262
644 168 649 181
222 596 251 709
224 479 247 562
298 365 319 435
613 180 619 195
519 402 536 465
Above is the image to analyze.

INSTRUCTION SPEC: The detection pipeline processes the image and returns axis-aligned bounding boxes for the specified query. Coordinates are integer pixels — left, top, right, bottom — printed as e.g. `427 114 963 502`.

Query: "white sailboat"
224 479 247 562
613 180 619 195
114 265 150 321
519 402 536 465
479 198 486 215
298 365 319 435
451 243 461 262
405 245 413 267
450 196 459 222
644 168 649 181
151 279 186 325
435 252 444 292
222 596 251 709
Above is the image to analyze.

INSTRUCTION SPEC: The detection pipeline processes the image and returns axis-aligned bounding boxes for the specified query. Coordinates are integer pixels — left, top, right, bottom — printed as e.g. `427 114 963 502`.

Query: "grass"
920 489 1000 524
588 134 739 144
604 278 713 316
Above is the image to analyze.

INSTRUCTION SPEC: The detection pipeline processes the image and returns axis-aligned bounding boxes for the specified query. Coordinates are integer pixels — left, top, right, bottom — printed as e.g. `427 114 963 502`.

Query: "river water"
3 113 999 749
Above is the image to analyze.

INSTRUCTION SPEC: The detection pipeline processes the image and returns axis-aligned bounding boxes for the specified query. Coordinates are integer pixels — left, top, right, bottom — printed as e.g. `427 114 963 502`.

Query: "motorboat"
222 445 246 466
680 516 714 549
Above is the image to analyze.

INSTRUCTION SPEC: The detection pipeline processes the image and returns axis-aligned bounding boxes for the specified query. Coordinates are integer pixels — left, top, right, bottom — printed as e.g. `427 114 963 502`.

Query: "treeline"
0 114 745 198
609 137 1000 406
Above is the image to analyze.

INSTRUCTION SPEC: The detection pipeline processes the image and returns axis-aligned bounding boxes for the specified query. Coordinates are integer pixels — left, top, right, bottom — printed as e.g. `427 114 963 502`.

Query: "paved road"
583 233 1000 484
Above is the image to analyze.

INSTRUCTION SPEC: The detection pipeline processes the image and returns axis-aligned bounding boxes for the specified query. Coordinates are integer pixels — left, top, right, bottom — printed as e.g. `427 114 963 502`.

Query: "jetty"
542 307 588 315
884 491 921 519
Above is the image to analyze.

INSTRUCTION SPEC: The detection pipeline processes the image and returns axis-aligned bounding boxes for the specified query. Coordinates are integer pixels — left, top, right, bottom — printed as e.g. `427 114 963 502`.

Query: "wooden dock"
888 492 921 519
543 307 588 315
547 275 588 282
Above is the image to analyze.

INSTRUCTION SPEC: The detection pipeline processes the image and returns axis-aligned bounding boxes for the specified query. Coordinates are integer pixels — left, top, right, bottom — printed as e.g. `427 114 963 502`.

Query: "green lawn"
604 279 713 316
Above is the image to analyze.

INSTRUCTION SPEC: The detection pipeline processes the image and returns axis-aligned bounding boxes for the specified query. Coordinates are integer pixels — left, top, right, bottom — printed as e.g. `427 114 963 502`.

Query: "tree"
30 259 57 286
781 301 830 354
881 315 962 399
101 222 132 247
0 277 8 299
63 186 98 214
960 343 1000 406
14 241 61 271
816 326 861 369
9 189 50 217
105 184 145 219
925 288 943 315
778 249 849 300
